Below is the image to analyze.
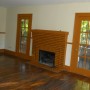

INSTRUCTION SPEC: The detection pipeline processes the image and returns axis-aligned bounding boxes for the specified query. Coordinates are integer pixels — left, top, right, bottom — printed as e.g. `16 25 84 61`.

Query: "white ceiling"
0 0 90 7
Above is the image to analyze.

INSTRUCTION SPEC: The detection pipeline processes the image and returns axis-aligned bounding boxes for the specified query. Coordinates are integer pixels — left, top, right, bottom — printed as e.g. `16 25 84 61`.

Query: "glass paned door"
78 20 90 70
71 13 90 77
16 14 32 56
19 19 29 53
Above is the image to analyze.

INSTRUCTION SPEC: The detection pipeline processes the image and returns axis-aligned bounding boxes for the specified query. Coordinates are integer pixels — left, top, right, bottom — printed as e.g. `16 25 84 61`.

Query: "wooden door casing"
71 13 90 77
16 14 32 57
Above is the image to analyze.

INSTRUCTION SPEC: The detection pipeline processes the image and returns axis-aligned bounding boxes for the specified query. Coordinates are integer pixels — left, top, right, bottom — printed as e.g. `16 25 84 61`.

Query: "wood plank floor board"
0 55 90 90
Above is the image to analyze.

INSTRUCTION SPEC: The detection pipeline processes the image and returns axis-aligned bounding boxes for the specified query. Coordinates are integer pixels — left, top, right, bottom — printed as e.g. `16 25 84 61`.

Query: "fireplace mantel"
30 30 68 72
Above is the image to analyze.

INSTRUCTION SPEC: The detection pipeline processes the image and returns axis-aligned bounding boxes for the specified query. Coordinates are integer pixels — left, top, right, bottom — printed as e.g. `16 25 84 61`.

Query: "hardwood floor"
0 55 90 90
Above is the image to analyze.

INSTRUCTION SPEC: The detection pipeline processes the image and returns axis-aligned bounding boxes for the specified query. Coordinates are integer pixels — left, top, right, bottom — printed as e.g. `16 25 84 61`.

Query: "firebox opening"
39 50 55 67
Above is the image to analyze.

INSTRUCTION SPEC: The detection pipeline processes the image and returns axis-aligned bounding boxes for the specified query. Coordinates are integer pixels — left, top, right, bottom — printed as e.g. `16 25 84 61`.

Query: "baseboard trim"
4 49 16 56
64 65 70 72
4 49 32 60
0 49 5 54
15 52 32 60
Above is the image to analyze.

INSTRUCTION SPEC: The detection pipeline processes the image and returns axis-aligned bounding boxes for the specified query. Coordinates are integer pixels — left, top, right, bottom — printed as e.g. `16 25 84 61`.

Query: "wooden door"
71 13 90 77
16 14 32 57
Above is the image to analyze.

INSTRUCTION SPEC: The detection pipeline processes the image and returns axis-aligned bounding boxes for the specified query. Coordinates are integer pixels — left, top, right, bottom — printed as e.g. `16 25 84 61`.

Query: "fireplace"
30 30 68 72
39 50 55 67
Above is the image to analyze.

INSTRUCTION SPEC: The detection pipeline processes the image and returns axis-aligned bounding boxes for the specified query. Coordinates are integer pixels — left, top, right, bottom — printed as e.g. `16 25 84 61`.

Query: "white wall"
0 7 7 49
5 2 90 66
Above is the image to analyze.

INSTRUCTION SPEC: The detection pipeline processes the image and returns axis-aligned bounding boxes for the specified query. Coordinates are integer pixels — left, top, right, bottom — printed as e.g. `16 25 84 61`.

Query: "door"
71 13 90 77
16 14 32 57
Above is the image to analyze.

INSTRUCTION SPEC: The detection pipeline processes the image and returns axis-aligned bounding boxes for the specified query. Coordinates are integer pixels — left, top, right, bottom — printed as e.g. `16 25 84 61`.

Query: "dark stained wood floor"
0 55 90 90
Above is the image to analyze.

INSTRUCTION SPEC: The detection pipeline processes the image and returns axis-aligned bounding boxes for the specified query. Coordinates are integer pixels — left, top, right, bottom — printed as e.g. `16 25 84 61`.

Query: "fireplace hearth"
39 50 55 67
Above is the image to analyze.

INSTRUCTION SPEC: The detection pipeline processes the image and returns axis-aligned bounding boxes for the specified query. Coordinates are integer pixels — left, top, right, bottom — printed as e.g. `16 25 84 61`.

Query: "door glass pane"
86 46 90 70
21 19 25 27
19 37 27 53
25 28 28 36
20 37 27 45
87 33 90 44
25 19 28 28
21 28 25 36
79 46 86 56
86 58 90 70
81 20 90 32
21 28 28 37
19 44 26 53
78 45 86 69
80 33 87 44
78 57 85 68
86 46 90 56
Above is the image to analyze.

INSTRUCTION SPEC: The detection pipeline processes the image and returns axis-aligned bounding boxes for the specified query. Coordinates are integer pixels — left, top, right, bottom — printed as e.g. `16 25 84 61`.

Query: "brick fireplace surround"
30 30 68 73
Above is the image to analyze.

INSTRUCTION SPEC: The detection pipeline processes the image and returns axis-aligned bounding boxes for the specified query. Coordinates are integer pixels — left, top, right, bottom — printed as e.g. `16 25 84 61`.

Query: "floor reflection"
19 63 26 72
75 80 90 90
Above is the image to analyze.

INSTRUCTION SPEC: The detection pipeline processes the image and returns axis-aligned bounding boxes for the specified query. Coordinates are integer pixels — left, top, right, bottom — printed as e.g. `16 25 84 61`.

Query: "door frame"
16 14 32 57
70 13 90 77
